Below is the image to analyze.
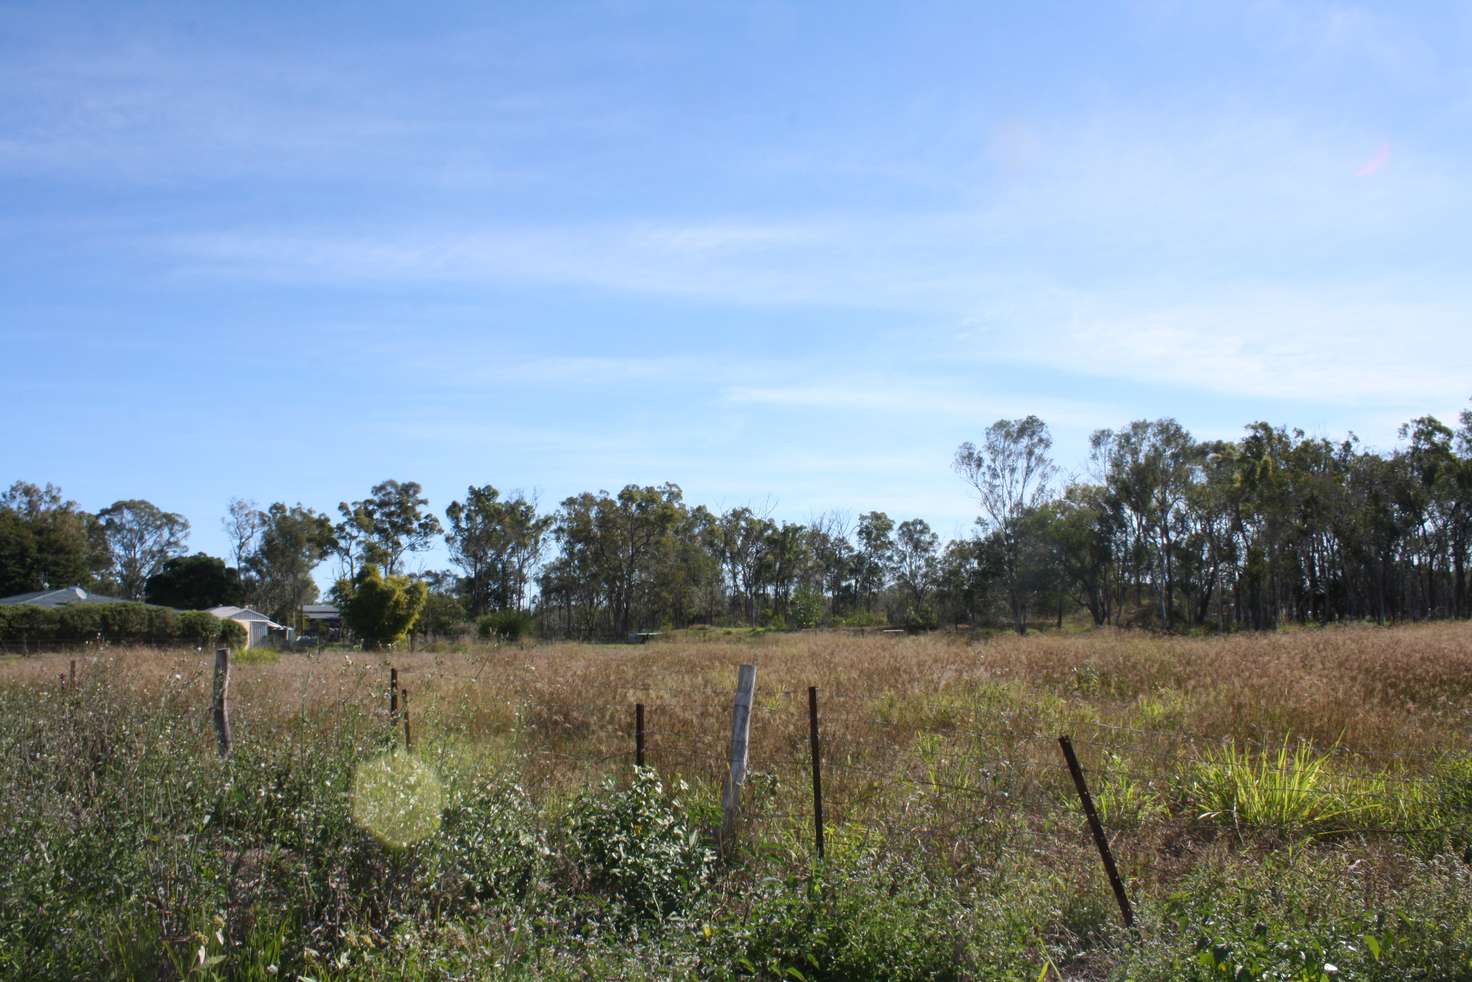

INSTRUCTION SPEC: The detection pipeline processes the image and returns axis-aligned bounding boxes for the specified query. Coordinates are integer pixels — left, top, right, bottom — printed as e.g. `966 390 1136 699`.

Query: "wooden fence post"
720 664 757 854
69 659 76 690
1058 735 1133 929
389 667 399 722
635 702 645 769
401 687 412 751
808 686 825 861
212 647 233 757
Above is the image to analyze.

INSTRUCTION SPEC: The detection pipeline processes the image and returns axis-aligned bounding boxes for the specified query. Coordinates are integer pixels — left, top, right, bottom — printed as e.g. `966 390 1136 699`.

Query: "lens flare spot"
351 752 443 847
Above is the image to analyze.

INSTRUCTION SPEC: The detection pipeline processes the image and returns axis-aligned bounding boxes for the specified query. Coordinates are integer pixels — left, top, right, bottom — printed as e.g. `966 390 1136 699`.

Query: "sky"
3 0 1470 576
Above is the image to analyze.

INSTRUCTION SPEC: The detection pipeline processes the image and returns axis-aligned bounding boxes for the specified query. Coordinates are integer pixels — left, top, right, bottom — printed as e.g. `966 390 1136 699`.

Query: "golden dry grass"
6 622 1471 978
7 621 1469 855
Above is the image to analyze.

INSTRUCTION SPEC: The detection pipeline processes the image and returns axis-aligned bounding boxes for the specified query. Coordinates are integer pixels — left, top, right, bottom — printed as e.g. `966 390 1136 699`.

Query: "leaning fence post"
720 664 757 854
1058 735 1133 929
212 647 233 757
635 702 645 769
808 686 825 861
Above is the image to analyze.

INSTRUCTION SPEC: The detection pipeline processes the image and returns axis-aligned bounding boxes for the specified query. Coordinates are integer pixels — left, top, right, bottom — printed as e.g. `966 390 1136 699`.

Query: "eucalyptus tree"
855 511 895 614
249 503 336 626
222 498 263 604
717 506 773 625
1089 419 1195 630
1027 485 1118 627
539 484 689 639
893 518 939 607
1400 416 1460 618
445 485 552 615
760 521 814 621
955 416 1057 634
807 511 857 616
337 480 442 578
98 498 191 600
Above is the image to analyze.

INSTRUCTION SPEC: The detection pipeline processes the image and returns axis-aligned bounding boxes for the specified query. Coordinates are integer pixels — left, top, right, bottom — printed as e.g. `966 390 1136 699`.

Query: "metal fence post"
1058 735 1133 929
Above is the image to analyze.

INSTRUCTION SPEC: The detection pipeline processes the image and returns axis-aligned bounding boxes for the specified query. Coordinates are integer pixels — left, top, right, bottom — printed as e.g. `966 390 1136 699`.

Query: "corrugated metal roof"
206 606 287 630
0 586 127 607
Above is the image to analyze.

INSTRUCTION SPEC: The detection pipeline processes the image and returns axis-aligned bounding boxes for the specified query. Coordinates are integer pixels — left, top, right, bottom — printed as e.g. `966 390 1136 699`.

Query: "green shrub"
717 856 993 981
55 604 105 642
176 610 220 647
1123 853 1472 981
0 602 243 649
789 587 826 629
100 603 151 642
477 609 534 643
143 604 177 641
566 769 713 920
437 779 548 903
216 618 246 648
901 603 938 631
337 564 428 649
0 604 59 642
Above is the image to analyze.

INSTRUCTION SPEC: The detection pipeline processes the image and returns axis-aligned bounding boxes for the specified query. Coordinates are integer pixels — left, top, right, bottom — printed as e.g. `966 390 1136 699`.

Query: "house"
0 585 126 607
206 605 288 649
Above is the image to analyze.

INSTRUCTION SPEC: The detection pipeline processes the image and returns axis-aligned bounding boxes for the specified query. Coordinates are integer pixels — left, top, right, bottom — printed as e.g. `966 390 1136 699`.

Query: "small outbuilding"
206 605 287 649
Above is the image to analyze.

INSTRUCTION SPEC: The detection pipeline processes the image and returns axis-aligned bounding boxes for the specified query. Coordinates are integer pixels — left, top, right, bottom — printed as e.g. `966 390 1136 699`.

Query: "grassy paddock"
3 624 1472 979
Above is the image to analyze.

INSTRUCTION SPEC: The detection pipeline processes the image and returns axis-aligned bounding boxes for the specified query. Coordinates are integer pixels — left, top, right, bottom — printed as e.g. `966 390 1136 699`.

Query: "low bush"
477 609 535 643
0 602 243 649
1181 736 1354 833
565 769 714 921
1123 853 1472 980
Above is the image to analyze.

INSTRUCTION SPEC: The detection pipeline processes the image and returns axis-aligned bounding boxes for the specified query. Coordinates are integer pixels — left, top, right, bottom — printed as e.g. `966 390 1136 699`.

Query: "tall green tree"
249 503 335 625
893 518 939 607
444 485 552 616
98 499 190 600
336 480 442 577
717 507 772 625
145 553 244 610
955 416 1057 634
1089 419 1196 630
855 511 895 613
0 481 105 596
539 484 688 639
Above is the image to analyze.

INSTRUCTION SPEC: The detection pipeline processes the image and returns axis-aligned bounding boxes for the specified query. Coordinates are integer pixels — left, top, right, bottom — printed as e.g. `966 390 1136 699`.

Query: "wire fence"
19 650 1471 929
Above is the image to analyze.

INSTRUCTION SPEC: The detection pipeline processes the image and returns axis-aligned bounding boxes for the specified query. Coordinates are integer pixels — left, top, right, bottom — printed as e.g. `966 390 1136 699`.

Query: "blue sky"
3 1 1470 573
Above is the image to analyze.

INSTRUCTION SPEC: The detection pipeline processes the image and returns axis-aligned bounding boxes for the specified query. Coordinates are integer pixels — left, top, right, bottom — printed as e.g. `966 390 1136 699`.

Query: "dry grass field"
3 623 1471 979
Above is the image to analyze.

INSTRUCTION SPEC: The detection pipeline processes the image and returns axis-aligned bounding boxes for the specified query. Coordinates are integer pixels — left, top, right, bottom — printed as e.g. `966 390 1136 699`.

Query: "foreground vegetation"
3 623 1472 980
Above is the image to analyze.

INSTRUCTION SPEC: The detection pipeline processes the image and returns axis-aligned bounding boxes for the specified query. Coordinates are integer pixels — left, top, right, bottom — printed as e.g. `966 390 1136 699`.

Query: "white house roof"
206 606 287 630
0 586 126 607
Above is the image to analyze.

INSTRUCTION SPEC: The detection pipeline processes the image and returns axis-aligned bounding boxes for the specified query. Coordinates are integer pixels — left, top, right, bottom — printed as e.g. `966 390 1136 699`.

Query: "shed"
206 606 287 649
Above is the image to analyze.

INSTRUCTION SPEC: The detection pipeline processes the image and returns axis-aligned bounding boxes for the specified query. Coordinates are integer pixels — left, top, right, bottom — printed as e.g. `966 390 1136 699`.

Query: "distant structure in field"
207 605 288 649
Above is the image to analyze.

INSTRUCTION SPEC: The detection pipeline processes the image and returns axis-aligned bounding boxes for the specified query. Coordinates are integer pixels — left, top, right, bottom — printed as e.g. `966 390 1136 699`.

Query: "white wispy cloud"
968 282 1471 409
724 379 1122 430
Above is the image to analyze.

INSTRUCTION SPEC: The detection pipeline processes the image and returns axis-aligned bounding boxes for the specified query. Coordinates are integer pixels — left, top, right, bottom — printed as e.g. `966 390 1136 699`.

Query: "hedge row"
0 603 247 648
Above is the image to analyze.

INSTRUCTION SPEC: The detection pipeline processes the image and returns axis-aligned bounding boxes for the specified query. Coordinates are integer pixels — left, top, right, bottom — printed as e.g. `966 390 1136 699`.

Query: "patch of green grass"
1182 736 1362 834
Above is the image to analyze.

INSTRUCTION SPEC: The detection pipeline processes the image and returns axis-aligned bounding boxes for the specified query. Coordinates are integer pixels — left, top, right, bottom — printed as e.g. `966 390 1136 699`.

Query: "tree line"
3 402 1469 641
